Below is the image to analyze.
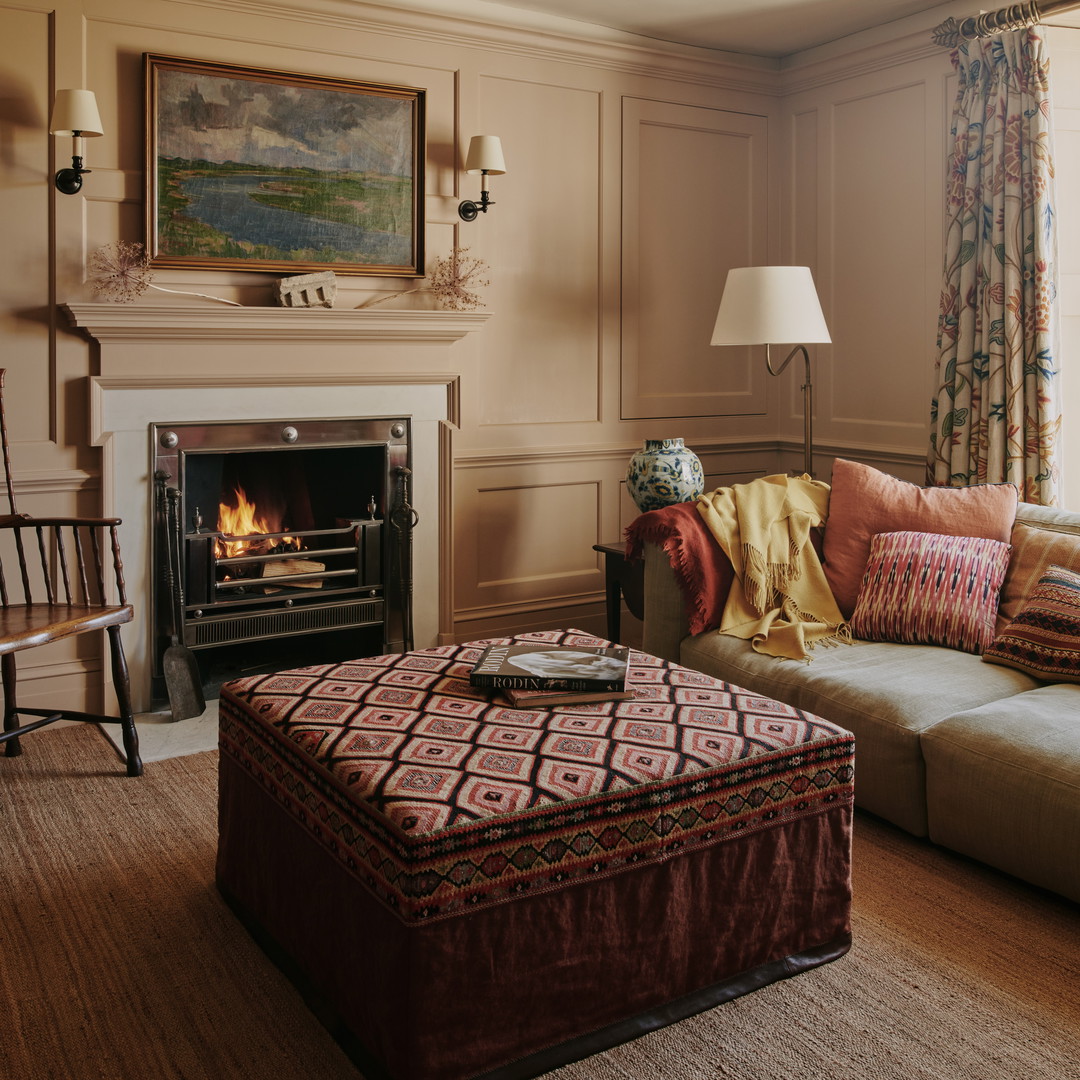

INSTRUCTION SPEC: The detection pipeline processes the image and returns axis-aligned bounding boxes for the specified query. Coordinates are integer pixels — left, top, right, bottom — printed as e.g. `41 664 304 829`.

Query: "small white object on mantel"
275 271 338 308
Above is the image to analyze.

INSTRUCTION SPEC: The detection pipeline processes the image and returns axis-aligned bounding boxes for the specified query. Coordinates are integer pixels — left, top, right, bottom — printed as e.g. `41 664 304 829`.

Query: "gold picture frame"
145 54 425 276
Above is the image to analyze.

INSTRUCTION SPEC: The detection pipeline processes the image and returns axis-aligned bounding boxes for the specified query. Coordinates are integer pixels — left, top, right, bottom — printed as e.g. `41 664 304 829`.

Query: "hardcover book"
469 642 630 692
499 686 635 709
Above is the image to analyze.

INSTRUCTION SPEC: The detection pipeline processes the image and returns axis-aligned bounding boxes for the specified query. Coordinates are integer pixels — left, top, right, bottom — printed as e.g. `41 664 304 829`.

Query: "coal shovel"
162 484 205 721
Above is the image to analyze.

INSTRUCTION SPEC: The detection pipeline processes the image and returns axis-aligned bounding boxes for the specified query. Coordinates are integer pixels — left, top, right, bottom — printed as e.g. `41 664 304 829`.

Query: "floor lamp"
710 266 831 477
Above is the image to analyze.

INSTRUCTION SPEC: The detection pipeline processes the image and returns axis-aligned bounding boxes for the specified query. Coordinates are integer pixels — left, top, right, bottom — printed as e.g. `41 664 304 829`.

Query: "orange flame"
215 485 299 559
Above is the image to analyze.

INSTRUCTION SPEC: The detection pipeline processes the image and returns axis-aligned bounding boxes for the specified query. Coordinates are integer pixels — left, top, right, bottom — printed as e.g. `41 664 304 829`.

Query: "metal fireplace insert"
150 416 415 702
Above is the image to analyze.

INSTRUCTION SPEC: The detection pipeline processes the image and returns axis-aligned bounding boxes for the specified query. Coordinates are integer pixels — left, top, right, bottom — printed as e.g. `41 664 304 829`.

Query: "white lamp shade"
711 266 830 345
50 89 104 137
464 135 506 175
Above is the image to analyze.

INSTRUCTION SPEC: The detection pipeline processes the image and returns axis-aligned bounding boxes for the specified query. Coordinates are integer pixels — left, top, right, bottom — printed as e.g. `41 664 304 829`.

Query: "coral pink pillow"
823 459 1018 617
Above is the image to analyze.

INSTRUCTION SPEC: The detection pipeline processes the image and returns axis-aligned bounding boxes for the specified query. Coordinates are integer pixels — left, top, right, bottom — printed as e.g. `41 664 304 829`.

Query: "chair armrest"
641 541 692 663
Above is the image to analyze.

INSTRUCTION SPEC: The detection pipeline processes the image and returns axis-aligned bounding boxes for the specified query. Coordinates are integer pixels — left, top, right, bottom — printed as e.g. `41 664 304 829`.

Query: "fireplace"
150 415 415 701
70 301 483 713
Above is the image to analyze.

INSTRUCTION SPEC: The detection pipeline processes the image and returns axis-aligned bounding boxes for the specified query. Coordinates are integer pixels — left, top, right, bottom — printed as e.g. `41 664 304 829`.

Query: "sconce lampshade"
464 135 506 175
49 89 104 137
711 266 830 346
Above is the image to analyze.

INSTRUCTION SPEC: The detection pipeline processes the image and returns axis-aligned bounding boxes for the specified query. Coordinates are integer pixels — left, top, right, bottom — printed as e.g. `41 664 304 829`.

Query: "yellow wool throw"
696 474 849 660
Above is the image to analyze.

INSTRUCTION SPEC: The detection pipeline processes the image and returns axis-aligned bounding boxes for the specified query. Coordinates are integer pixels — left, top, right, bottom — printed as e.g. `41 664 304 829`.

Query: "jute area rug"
1 725 1078 1080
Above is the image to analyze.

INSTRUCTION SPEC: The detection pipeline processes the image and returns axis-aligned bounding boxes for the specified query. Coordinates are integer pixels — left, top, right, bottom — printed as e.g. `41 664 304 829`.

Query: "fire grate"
150 416 415 700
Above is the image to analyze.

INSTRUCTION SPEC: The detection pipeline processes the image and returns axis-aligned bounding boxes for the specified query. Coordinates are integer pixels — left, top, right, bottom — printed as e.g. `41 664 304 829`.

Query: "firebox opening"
188 446 388 542
151 417 414 711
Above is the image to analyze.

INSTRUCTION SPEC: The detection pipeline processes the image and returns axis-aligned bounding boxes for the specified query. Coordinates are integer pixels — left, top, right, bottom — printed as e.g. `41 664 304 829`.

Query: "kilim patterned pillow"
850 530 1011 654
982 564 1080 681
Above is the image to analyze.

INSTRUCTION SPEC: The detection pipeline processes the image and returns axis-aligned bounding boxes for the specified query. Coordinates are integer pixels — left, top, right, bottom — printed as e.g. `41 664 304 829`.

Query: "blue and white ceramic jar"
625 438 704 513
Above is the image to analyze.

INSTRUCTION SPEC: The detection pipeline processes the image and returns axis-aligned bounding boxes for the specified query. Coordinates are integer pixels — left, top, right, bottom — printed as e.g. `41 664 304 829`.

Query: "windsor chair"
0 370 141 776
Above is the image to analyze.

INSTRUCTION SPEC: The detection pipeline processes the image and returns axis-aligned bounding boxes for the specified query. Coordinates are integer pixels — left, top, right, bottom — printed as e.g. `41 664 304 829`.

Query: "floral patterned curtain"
928 28 1060 504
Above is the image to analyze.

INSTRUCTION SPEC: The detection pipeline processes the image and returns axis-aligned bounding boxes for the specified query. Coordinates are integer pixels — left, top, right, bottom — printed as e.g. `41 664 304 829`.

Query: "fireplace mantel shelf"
63 302 492 344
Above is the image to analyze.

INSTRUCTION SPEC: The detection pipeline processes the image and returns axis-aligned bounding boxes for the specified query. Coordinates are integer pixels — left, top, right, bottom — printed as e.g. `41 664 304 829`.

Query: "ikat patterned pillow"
982 564 1080 682
850 530 1011 654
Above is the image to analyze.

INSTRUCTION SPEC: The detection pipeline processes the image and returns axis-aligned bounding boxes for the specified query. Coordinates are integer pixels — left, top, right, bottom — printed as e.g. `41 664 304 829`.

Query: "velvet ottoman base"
216 632 854 1080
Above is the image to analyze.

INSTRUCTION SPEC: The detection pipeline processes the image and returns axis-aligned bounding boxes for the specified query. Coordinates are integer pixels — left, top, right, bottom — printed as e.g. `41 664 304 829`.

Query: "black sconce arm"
458 187 494 221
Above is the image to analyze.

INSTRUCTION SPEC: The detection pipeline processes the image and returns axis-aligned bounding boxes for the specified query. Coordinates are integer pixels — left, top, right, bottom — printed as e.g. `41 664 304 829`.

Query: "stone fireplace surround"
66 303 487 712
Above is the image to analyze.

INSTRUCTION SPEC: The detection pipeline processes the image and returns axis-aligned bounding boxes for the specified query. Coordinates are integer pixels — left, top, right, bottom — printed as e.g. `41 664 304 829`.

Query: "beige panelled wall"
3 0 788 711
2 7 52 451
8 0 1080 713
782 39 954 483
830 84 937 441
473 76 601 428
621 100 769 422
0 2 107 714
788 24 1080 504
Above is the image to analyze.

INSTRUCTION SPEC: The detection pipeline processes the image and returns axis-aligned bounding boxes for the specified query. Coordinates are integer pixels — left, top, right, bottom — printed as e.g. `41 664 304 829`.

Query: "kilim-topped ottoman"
216 629 854 1080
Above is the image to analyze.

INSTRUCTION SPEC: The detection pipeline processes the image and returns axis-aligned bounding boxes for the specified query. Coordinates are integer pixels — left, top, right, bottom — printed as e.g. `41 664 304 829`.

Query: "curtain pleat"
928 28 1060 505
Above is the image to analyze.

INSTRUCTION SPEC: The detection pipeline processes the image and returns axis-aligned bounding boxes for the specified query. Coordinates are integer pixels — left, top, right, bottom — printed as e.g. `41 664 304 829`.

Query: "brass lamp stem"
765 343 814 477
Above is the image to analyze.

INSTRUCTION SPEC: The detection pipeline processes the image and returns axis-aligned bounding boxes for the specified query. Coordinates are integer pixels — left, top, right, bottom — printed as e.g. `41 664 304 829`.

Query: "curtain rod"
932 0 1080 46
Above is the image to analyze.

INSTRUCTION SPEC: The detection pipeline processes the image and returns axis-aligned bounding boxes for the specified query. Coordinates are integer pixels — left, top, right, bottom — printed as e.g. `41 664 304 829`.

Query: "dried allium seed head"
426 247 491 311
87 241 154 303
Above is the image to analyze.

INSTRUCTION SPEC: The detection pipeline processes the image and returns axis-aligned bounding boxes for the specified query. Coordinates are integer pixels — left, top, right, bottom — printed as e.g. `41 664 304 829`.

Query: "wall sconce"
49 89 104 195
458 135 506 221
710 266 831 477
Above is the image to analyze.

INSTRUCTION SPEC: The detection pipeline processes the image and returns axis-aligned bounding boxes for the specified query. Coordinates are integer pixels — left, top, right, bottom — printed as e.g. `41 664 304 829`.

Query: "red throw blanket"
624 502 734 635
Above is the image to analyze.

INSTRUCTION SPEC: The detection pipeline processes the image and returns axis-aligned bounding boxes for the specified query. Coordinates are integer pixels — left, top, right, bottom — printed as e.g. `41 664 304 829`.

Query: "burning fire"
215 485 300 559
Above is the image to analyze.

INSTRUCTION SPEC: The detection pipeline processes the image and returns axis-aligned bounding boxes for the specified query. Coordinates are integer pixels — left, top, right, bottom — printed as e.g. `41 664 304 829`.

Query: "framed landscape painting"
144 54 425 276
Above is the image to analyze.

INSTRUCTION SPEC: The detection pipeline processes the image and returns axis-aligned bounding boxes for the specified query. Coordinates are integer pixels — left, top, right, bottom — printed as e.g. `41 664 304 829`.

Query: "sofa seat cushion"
922 684 1080 903
679 631 1037 836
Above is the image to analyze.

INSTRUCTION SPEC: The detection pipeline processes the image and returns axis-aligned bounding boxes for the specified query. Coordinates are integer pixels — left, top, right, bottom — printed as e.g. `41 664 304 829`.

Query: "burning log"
261 557 326 592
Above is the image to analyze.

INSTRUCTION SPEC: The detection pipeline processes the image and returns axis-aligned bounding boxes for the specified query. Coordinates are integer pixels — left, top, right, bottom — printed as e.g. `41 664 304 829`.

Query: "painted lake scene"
148 58 424 274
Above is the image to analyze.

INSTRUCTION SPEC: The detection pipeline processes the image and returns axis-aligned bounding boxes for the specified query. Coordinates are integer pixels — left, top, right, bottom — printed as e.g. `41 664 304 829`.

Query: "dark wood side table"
593 542 645 644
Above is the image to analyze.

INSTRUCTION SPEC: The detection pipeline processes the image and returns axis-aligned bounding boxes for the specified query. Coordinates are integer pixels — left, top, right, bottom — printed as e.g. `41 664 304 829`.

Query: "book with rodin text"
499 686 636 709
469 642 630 692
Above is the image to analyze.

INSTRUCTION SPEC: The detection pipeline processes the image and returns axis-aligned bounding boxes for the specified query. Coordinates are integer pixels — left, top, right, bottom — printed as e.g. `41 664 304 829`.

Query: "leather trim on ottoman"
217 630 855 1080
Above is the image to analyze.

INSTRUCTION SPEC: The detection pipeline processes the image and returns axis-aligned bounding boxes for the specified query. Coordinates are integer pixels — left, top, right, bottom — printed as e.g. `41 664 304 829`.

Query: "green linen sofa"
637 480 1080 904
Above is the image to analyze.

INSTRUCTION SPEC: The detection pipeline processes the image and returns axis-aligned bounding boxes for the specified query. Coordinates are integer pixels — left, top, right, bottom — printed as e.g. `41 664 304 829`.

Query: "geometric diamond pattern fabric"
219 629 854 923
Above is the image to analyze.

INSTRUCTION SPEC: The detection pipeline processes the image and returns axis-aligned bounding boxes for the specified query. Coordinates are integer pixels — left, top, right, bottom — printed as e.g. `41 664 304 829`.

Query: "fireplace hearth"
150 415 414 703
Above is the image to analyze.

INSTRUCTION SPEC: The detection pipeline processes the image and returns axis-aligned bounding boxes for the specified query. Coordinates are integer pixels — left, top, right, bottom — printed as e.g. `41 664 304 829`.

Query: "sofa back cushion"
997 503 1080 629
822 459 1018 617
850 531 1011 654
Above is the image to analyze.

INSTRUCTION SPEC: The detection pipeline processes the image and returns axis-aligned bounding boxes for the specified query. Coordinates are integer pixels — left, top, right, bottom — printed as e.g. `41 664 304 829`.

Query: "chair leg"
2 652 21 758
107 625 142 777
